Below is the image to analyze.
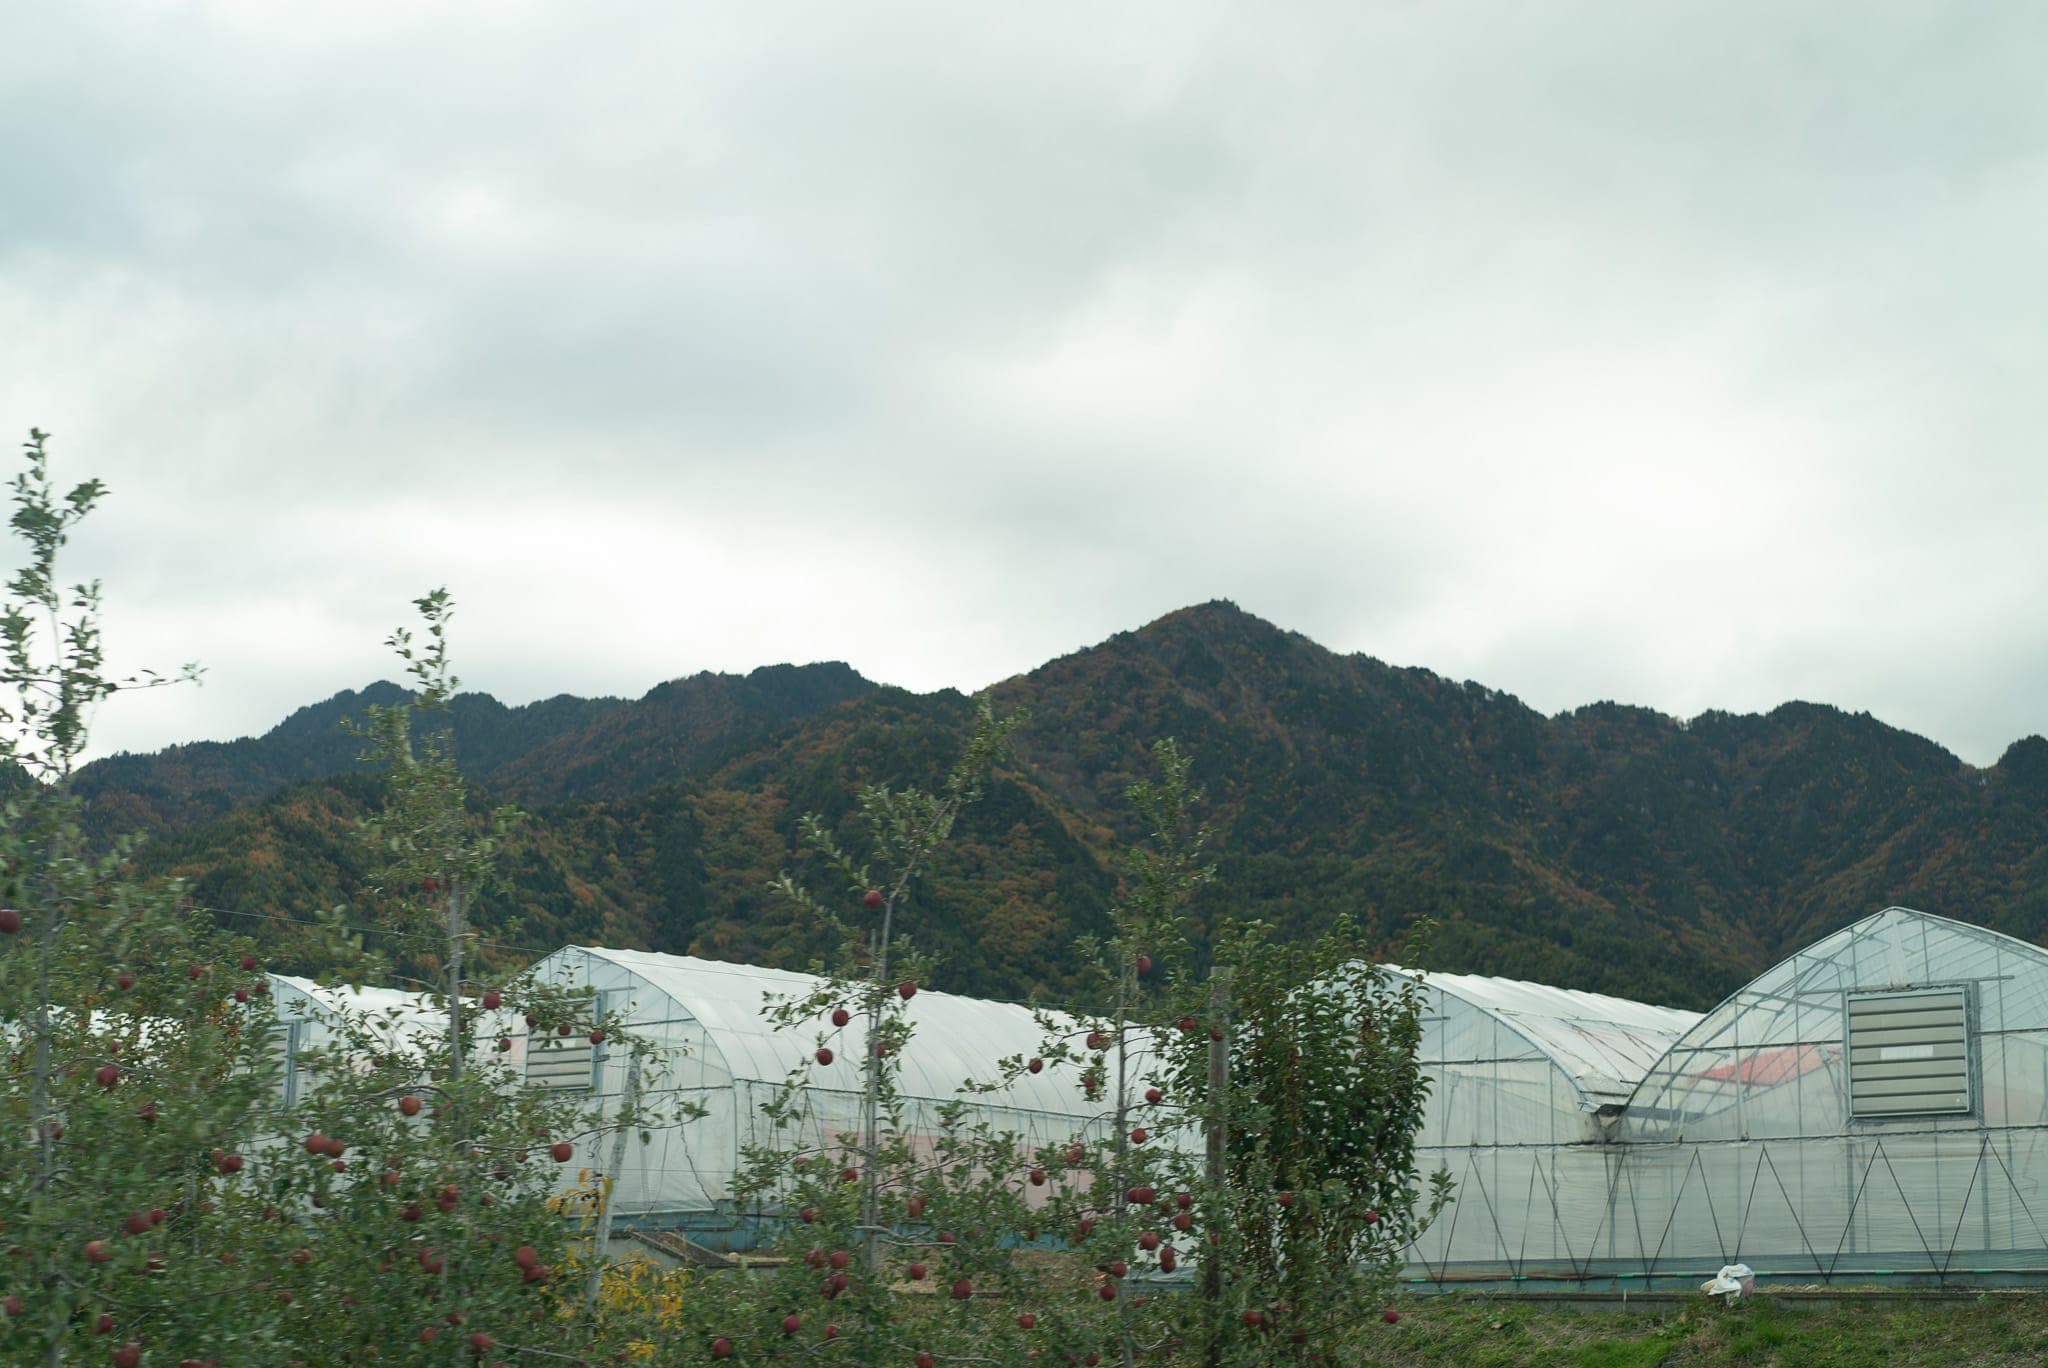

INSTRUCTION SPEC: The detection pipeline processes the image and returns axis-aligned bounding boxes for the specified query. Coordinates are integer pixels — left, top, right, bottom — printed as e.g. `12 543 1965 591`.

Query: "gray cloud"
3 2 2045 766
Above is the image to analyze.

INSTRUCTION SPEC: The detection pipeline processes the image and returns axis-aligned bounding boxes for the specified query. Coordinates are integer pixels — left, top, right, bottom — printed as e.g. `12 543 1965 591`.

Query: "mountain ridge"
85 601 2048 1012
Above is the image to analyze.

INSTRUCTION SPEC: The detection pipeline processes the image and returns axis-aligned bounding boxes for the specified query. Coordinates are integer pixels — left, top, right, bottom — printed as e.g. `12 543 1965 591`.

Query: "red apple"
550 1142 573 1163
469 1332 493 1355
589 1030 605 1044
113 1344 141 1368
1138 1231 1160 1250
897 980 916 1000
782 1314 800 1334
482 991 502 1010
115 972 134 990
556 1023 572 1036
863 889 883 909
1242 1309 1265 1328
85 1240 111 1263
1108 1259 1128 1278
906 1262 927 1281
1026 1057 1043 1074
1276 1191 1295 1209
1125 1186 1155 1206
1135 955 1151 976
814 1047 833 1066
2 1295 22 1317
513 1245 538 1269
1144 1087 1163 1105
949 1277 972 1300
0 908 20 934
96 1312 115 1333
1017 1312 1037 1329
239 955 258 971
216 1153 243 1176
798 1207 818 1224
1131 1128 1148 1145
1029 1168 1046 1186
398 1095 422 1117
1178 1016 1198 1033
1098 1281 1116 1301
710 1338 732 1358
94 1064 121 1088
838 1167 858 1185
905 1194 926 1218
827 1250 850 1271
1364 1209 1379 1225
831 1007 851 1027
1159 1247 1177 1272
916 1355 935 1368
1383 1309 1400 1324
1172 1213 1192 1232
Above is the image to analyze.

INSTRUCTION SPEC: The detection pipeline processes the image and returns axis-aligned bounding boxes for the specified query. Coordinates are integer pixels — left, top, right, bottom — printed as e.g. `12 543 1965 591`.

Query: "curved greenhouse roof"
548 946 1098 1116
1624 905 2048 1143
1391 966 1701 1108
526 946 1127 1220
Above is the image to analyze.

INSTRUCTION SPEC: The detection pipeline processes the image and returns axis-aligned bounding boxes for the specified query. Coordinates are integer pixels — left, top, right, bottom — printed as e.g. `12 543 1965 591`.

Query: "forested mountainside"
88 602 2048 1011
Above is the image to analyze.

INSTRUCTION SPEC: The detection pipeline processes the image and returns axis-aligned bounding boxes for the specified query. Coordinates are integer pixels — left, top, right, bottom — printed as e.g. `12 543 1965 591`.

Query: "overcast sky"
4 3 2045 766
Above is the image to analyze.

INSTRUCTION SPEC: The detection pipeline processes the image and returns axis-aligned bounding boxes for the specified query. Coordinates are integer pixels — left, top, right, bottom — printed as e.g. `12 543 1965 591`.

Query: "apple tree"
0 430 290 1366
231 589 682 1364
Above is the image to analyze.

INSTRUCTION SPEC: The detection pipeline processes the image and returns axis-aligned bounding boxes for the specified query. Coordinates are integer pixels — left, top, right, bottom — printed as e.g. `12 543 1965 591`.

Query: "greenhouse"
266 974 453 1105
1395 966 1702 1284
521 945 1118 1241
1401 906 2048 1288
1614 905 2048 1285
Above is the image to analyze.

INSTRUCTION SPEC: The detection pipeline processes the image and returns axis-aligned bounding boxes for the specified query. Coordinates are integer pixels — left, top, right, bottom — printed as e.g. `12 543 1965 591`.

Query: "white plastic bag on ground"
1701 1263 1755 1298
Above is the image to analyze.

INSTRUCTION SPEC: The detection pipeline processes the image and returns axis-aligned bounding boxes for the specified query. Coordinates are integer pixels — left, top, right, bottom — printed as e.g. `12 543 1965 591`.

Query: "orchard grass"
1367 1290 2048 1367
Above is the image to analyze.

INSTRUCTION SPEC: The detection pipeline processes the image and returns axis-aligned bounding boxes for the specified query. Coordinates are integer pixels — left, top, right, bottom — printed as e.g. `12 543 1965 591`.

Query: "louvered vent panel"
1846 989 1971 1118
526 1033 595 1090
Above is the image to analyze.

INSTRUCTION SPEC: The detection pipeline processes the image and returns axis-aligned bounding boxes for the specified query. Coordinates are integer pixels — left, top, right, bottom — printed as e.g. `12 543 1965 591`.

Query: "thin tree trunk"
1203 968 1232 1368
862 893 894 1276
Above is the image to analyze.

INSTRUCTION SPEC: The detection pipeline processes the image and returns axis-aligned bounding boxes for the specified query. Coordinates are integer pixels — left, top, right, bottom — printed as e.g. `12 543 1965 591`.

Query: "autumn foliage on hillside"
80 604 2048 1012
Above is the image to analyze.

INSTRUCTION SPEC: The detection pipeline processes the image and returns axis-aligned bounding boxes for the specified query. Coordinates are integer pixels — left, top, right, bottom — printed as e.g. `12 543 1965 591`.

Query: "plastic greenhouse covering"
1613 907 2048 1284
1395 966 1701 1284
524 946 1127 1235
1400 907 2048 1288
